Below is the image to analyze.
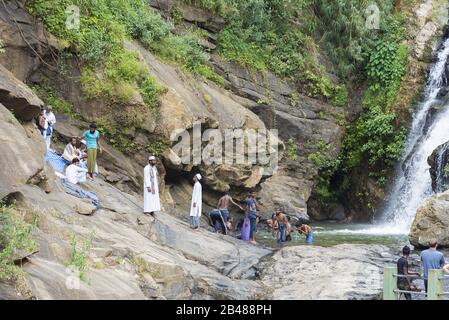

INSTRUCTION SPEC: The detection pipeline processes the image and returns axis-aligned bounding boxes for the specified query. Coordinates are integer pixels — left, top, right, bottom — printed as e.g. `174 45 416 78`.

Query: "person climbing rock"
297 223 314 245
143 155 160 217
190 174 202 229
82 123 102 179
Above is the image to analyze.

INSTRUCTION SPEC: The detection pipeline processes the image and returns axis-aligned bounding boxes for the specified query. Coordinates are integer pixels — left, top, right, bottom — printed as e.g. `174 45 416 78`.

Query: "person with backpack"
44 105 56 151
36 109 47 137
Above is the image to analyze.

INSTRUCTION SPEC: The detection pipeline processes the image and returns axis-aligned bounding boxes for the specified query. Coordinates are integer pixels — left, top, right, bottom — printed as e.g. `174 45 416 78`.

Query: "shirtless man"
217 192 244 235
274 209 289 244
297 223 314 245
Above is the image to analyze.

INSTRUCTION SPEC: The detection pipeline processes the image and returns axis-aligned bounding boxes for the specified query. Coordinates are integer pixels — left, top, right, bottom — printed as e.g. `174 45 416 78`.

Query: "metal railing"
384 267 449 300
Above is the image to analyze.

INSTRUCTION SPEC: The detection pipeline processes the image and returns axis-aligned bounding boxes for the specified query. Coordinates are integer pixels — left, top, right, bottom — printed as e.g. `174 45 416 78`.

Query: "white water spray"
361 36 449 235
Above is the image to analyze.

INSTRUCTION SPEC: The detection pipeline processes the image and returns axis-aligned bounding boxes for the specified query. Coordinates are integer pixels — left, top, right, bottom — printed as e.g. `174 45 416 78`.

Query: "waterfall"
374 35 449 234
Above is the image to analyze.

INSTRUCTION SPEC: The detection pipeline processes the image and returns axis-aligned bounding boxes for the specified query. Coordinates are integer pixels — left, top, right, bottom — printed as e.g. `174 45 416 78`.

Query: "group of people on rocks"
61 123 102 183
143 154 314 245
396 239 449 300
37 107 313 245
36 104 102 183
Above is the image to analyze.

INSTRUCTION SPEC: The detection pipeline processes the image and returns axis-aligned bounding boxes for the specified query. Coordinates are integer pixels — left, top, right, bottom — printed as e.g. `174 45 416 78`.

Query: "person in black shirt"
397 246 419 300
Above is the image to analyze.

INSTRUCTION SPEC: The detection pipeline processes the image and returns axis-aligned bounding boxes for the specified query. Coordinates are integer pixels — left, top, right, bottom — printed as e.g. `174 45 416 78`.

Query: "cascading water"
377 34 449 234
322 33 449 237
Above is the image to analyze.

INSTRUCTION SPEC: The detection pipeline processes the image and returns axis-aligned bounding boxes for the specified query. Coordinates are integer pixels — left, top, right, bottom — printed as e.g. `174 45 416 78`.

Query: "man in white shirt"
44 105 56 151
62 137 81 162
65 158 88 185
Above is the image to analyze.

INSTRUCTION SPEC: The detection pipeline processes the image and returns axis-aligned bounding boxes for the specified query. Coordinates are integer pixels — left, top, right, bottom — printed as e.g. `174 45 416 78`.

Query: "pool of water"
256 222 409 248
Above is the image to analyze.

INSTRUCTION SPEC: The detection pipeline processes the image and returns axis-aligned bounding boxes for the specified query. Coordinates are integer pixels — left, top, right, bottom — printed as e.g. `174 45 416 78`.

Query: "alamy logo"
365 4 380 30
65 5 80 31
170 123 279 176
65 266 80 290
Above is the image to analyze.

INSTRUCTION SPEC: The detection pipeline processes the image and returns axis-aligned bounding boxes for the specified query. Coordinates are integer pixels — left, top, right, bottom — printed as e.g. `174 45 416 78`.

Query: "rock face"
428 140 449 193
260 244 395 300
0 102 48 200
0 0 60 82
0 64 43 120
409 189 449 248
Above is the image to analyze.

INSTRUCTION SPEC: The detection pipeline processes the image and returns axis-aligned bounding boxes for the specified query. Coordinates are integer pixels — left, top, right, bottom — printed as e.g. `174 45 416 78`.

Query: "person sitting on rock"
274 208 289 244
397 245 420 300
65 158 88 185
297 223 314 245
62 137 81 163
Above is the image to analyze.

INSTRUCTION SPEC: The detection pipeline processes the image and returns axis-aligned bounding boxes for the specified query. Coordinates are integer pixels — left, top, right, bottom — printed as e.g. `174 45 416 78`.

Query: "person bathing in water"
245 190 259 245
297 223 314 245
274 208 289 244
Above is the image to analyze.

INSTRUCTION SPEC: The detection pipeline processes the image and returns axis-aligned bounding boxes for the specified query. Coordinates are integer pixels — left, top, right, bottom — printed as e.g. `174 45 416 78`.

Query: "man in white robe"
190 173 202 229
144 156 161 217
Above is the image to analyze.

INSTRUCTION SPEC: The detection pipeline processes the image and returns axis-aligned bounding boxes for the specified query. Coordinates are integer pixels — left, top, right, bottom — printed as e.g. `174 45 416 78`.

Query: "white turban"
195 173 202 181
148 156 156 161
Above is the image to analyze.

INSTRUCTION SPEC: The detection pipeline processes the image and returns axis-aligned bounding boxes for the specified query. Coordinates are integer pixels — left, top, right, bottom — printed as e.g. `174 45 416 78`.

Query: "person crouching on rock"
297 223 314 245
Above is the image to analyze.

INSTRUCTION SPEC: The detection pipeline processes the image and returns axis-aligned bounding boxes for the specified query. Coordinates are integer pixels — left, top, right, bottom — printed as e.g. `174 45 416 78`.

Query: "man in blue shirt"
246 190 258 244
420 239 445 292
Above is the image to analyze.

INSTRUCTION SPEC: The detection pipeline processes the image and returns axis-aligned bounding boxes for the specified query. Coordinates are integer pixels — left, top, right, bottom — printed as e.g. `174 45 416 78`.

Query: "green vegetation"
146 140 169 158
312 10 409 206
66 233 93 283
31 82 75 116
0 202 37 281
285 138 298 161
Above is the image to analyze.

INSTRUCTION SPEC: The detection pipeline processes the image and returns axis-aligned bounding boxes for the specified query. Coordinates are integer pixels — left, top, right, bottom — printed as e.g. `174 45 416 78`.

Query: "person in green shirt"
81 123 102 179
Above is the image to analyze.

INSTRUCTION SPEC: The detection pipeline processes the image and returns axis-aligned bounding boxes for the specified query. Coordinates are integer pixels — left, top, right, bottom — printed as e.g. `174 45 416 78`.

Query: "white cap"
195 173 202 181
148 156 156 161
80 139 86 145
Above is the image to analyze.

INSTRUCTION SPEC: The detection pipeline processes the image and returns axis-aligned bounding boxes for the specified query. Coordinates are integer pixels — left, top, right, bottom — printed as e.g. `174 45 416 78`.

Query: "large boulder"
0 64 43 121
428 140 449 193
127 40 282 194
0 103 47 200
260 244 395 300
409 190 449 248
